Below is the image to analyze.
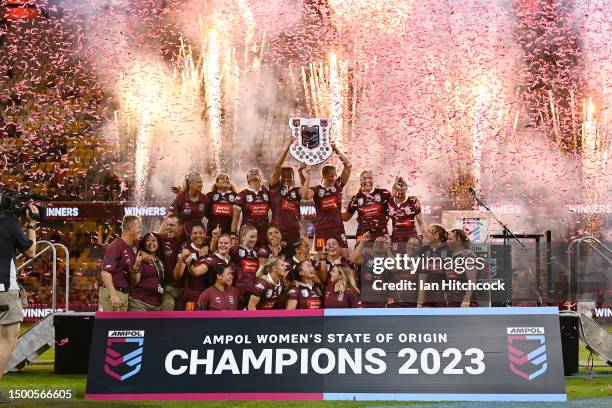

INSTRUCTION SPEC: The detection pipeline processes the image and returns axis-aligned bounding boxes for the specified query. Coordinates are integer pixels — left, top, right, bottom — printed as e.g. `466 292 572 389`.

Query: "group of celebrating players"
99 140 478 312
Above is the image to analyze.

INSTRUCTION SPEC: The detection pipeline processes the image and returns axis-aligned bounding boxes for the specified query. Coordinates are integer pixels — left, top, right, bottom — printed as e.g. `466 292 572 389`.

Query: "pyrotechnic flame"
206 29 223 173
134 110 151 204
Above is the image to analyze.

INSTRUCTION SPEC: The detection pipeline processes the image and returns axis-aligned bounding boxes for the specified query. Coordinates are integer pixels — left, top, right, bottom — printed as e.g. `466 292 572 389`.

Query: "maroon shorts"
314 231 348 251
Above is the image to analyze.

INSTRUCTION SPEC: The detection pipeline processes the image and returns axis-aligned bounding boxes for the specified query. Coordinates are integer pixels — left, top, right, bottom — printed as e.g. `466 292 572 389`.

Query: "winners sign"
86 308 565 401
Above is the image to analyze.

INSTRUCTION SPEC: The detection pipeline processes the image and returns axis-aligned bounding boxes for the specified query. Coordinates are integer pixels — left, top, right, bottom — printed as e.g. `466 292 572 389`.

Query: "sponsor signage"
86 308 565 401
44 202 170 220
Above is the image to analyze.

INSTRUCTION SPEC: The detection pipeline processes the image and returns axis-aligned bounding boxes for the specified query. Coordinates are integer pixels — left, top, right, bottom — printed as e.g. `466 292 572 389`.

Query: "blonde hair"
181 171 203 193
239 224 258 243
429 224 448 243
333 264 359 294
121 215 141 232
256 257 282 278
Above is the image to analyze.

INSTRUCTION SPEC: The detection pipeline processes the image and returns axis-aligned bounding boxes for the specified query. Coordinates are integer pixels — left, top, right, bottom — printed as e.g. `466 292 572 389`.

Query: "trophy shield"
288 118 333 165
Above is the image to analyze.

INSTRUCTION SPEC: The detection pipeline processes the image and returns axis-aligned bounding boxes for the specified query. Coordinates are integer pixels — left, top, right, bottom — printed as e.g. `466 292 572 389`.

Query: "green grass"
3 324 610 406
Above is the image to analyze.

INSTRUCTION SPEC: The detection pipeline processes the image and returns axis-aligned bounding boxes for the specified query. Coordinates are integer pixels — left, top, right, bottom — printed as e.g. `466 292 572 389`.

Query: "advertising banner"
85 308 565 401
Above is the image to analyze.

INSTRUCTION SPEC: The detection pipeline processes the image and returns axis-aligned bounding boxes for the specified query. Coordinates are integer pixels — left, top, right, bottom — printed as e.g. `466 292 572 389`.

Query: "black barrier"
85 308 565 401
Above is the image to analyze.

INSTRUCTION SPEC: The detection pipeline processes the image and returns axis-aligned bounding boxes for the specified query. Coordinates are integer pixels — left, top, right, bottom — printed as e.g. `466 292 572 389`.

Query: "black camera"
0 187 48 221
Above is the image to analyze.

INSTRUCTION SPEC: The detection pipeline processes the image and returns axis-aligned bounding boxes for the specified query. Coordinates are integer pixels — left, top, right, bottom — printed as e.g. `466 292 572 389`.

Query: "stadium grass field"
1 325 610 407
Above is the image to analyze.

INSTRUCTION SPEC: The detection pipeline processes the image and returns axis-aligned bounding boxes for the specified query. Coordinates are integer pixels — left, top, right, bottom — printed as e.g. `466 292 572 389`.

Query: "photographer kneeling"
0 204 38 402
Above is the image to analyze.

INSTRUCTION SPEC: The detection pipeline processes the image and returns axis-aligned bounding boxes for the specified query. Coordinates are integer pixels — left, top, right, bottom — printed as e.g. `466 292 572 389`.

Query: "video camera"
0 187 49 221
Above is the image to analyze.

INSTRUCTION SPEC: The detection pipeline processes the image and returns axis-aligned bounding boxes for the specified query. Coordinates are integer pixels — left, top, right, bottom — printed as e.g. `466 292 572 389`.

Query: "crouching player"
196 265 240 311
247 257 288 310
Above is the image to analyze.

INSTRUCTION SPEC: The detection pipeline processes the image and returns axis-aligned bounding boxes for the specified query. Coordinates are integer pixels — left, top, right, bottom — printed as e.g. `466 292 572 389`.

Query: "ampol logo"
507 327 547 381
454 217 490 243
104 330 145 381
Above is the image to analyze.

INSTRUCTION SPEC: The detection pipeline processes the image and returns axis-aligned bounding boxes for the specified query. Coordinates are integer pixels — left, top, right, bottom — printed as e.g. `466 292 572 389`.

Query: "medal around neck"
288 118 333 165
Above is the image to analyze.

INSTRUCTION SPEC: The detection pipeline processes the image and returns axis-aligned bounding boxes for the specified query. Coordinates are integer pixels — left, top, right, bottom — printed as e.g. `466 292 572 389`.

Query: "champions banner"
85 308 566 402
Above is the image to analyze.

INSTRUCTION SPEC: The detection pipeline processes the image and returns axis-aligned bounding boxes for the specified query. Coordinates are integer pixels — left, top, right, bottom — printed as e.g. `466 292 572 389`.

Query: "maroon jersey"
269 185 302 243
206 190 237 234
169 191 209 231
130 258 164 306
420 243 450 304
183 242 212 304
197 285 240 310
229 245 259 296
389 196 421 241
195 253 233 288
315 257 353 271
287 282 323 309
347 188 391 237
310 181 345 235
161 235 189 288
252 275 283 309
256 244 291 262
446 250 478 304
102 237 137 290
323 283 362 308
235 187 270 237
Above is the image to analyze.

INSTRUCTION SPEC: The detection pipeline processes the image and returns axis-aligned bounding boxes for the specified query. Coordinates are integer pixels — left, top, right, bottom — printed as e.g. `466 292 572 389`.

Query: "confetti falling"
0 0 609 237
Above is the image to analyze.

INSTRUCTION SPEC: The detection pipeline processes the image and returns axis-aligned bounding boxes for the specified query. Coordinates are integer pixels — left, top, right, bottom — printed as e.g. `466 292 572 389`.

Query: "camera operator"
0 204 38 398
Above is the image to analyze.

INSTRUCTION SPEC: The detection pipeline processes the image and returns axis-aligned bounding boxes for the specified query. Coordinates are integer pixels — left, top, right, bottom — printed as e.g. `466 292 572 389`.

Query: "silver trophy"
288 118 333 165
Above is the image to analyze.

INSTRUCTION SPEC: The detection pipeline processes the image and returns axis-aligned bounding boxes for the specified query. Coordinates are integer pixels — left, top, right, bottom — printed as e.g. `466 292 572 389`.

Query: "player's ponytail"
182 171 202 193
256 257 281 278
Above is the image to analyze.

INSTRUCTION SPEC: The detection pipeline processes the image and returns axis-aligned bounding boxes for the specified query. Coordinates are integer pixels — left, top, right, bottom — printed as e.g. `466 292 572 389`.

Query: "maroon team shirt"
102 237 137 290
169 191 209 231
323 283 362 308
229 245 259 296
347 188 391 238
389 196 421 241
129 259 164 306
314 257 353 271
161 235 189 288
235 187 270 240
252 275 283 309
287 282 323 309
311 180 346 235
193 253 233 289
421 243 450 304
206 190 237 234
269 185 302 243
183 242 212 304
256 244 291 262
197 285 240 310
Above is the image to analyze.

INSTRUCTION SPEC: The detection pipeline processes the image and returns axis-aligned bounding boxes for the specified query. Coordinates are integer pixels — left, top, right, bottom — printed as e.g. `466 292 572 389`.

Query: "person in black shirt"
0 205 38 401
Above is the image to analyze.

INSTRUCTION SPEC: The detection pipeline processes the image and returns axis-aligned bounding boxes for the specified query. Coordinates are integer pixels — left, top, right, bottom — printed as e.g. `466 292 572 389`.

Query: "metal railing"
567 236 612 310
16 240 71 313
